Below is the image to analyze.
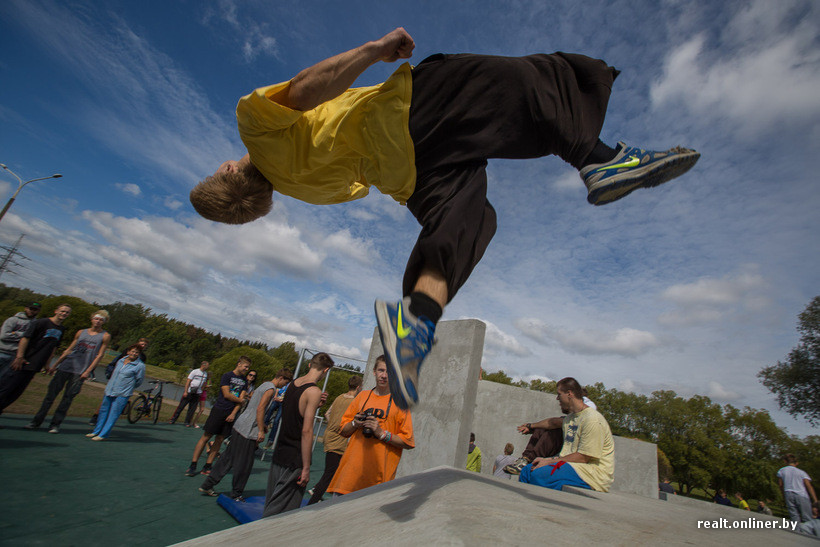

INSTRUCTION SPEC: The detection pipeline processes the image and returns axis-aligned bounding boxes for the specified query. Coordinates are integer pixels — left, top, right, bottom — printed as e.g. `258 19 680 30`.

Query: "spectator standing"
466 432 481 472
0 302 40 379
307 374 363 504
326 356 414 497
778 454 817 523
757 500 773 515
27 310 111 433
263 353 333 517
90 337 149 426
0 304 71 418
199 368 291 501
735 492 750 511
87 344 145 440
185 357 250 477
493 443 516 479
169 361 210 425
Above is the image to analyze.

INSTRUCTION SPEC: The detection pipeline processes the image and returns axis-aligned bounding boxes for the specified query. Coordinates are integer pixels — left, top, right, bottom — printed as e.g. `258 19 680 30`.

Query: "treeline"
0 285 363 414
482 370 819 502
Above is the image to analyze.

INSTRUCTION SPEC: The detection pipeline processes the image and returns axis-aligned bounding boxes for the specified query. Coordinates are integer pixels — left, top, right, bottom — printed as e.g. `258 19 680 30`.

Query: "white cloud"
116 183 141 196
658 268 769 326
163 197 183 210
650 1 820 139
480 319 531 358
515 318 661 357
707 380 741 402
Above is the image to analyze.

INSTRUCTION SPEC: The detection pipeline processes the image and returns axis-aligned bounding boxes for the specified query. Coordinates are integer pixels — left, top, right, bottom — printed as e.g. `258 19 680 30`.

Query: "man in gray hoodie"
0 303 41 380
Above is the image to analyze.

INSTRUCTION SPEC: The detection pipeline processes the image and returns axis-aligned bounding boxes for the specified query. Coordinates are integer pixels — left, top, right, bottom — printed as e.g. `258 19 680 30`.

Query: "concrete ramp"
174 467 813 546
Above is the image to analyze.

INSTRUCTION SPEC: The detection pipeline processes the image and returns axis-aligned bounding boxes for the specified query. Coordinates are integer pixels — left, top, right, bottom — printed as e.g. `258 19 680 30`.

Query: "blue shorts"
518 461 591 491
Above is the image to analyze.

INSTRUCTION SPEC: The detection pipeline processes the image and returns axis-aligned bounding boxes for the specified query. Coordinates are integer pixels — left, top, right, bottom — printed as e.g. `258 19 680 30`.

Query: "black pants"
170 392 200 425
32 370 85 427
0 369 37 414
522 427 564 461
307 451 343 504
201 433 258 498
404 53 618 301
263 462 304 517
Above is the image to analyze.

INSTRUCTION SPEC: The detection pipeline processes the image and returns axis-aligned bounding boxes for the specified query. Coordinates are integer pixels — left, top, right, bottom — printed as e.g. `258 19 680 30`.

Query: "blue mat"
217 494 309 523
217 494 265 524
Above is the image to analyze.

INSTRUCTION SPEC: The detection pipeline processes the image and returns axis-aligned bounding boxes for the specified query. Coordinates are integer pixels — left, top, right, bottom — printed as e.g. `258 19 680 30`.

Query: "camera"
360 409 376 438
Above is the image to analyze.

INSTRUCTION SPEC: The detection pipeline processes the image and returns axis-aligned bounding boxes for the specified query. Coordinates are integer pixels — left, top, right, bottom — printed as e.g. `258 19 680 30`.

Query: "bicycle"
127 380 166 424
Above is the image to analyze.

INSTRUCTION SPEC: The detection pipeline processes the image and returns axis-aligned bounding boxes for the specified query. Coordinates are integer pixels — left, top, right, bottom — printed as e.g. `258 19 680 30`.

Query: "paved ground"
0 413 328 546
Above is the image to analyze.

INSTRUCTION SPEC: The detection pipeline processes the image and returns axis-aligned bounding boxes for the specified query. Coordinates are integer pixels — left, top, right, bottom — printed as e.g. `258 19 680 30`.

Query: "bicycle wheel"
128 395 148 423
152 396 163 424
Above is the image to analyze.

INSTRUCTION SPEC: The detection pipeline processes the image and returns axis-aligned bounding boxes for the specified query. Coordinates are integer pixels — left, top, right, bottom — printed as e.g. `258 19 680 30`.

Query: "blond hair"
92 309 110 322
190 162 272 224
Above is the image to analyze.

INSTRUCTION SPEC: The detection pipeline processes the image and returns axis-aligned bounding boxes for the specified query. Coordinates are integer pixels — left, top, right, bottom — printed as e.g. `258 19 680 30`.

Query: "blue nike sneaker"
580 142 700 205
374 298 436 410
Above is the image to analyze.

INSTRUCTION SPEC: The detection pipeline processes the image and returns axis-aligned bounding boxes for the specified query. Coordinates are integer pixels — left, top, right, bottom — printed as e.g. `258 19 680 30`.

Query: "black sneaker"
232 495 246 503
24 422 39 430
504 457 531 475
199 487 217 497
185 465 198 477
88 415 98 426
200 465 212 476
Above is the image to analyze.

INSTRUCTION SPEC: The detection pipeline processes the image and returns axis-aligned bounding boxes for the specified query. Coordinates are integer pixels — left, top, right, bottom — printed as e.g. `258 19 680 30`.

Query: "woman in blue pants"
88 344 145 440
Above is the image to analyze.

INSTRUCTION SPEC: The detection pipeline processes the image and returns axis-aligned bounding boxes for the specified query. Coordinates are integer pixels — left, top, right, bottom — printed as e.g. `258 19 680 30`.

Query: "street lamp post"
0 163 62 223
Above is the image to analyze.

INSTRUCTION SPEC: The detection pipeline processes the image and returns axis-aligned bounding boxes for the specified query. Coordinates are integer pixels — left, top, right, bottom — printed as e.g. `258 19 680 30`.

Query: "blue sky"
1 0 818 436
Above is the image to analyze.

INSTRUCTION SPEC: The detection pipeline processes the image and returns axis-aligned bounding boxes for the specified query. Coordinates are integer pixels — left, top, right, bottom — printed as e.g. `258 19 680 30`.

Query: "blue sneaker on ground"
580 142 700 206
374 298 436 410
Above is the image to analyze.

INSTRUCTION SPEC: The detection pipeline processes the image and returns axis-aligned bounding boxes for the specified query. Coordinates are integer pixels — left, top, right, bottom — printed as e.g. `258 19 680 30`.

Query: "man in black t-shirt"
0 304 72 417
185 356 250 477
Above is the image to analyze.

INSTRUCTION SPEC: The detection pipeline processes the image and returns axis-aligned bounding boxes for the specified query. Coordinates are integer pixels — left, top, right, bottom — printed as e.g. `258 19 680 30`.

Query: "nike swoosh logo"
397 302 412 338
595 155 640 172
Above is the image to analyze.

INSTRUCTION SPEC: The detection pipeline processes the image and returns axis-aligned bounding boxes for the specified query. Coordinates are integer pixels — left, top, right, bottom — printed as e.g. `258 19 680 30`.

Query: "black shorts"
203 406 235 437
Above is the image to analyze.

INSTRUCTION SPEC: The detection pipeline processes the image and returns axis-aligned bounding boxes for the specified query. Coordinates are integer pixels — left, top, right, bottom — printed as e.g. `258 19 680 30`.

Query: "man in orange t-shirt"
327 356 414 495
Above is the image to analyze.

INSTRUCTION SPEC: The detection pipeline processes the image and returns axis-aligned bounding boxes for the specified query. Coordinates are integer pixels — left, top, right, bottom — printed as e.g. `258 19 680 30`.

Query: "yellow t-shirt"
236 63 416 205
327 389 414 495
560 407 615 492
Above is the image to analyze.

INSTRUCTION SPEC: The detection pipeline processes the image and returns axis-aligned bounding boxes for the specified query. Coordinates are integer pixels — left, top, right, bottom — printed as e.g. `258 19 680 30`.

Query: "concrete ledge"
175 467 812 546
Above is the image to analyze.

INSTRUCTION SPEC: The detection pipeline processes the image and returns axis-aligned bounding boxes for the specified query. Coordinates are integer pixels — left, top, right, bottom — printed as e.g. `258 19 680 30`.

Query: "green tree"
482 369 513 384
759 296 820 425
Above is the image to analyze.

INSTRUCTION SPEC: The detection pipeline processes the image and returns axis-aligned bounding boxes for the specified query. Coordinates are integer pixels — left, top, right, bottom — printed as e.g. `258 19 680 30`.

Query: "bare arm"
531 452 590 470
298 387 322 486
273 27 414 111
226 390 247 422
11 337 30 370
255 389 276 443
371 417 413 450
53 330 82 369
517 417 563 434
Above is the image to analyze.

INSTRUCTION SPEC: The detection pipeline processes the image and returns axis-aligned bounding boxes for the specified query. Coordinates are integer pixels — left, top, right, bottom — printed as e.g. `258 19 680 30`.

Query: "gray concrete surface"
175 466 814 546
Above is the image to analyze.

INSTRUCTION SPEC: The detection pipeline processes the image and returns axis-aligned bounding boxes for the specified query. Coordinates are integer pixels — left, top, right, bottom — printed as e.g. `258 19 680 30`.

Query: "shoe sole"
587 151 700 205
374 300 415 410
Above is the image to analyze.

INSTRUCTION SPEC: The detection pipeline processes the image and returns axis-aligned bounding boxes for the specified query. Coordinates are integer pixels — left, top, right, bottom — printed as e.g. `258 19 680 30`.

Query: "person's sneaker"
232 495 246 503
200 465 212 476
504 457 531 475
580 142 700 206
91 436 104 441
86 433 96 438
374 297 436 410
88 414 98 426
198 487 217 497
23 422 39 430
185 465 198 477
47 426 59 434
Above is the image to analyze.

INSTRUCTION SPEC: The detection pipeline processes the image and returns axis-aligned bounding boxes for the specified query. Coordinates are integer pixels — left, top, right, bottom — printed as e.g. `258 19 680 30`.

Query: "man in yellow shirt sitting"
517 377 615 492
190 28 700 413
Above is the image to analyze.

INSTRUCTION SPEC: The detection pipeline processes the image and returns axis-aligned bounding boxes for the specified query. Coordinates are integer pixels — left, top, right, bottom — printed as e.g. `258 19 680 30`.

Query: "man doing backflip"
190 28 700 411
